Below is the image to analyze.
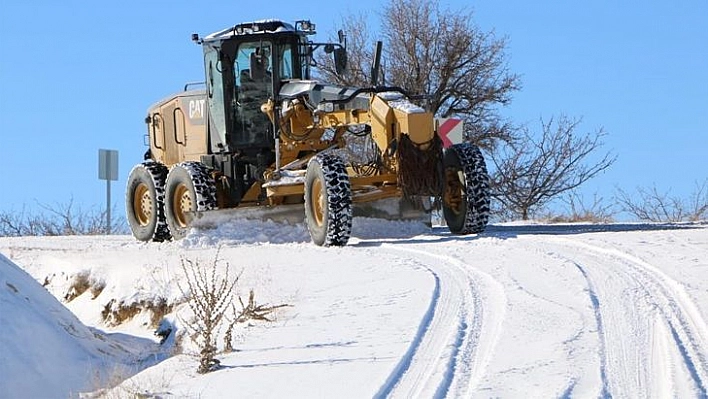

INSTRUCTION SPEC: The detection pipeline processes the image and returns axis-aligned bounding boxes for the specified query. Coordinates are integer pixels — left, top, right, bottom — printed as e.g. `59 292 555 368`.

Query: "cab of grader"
125 19 491 246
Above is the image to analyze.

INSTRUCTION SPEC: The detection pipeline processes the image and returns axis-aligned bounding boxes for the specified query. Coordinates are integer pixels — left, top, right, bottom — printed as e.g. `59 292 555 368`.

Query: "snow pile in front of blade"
181 216 431 247
181 218 311 247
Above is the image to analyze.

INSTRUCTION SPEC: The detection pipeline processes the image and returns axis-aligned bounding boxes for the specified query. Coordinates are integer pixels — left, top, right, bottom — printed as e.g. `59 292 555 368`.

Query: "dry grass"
63 272 92 302
63 271 107 302
101 298 174 328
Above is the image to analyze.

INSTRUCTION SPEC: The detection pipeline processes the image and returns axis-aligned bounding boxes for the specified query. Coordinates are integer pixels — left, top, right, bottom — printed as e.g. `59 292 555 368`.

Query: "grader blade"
353 197 432 226
191 204 306 229
189 197 431 231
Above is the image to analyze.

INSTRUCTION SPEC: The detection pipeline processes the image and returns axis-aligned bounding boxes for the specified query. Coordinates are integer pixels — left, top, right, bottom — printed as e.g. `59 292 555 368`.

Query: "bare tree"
316 13 375 88
314 1 617 220
490 116 616 220
316 0 520 149
0 208 31 236
616 180 708 222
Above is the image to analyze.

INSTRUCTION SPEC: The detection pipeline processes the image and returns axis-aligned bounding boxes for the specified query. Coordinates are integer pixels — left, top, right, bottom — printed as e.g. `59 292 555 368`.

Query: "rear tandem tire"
442 142 491 234
304 154 353 246
164 161 217 240
125 161 171 242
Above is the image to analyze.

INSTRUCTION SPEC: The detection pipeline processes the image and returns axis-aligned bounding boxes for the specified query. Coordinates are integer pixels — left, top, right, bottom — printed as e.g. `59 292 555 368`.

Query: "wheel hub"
173 184 192 228
311 179 325 227
444 168 464 215
133 183 152 226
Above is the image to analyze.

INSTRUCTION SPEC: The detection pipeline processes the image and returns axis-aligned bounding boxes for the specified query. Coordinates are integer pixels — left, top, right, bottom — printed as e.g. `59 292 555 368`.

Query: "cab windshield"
232 41 274 146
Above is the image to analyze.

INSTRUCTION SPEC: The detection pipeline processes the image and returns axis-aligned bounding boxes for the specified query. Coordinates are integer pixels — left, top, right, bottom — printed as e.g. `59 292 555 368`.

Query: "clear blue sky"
1 1 706 219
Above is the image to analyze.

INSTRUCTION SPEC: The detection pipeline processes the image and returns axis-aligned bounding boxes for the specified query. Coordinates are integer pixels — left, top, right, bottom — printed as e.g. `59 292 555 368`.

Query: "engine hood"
279 80 370 110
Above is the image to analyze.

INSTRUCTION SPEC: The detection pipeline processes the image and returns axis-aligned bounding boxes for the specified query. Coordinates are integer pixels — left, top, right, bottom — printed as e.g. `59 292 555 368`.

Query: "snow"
0 252 162 398
1 220 708 398
378 92 426 114
261 170 306 188
204 20 297 41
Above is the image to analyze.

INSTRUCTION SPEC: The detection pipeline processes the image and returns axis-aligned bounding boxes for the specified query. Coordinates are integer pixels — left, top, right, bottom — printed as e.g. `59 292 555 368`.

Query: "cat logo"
188 99 205 120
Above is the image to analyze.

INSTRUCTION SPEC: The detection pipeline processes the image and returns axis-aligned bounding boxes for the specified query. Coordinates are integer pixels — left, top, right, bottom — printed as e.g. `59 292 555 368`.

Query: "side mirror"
334 30 347 75
334 48 348 76
338 30 345 44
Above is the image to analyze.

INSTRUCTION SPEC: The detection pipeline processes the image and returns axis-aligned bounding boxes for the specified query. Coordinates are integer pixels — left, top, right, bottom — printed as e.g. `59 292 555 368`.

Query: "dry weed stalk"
224 290 291 351
178 248 238 374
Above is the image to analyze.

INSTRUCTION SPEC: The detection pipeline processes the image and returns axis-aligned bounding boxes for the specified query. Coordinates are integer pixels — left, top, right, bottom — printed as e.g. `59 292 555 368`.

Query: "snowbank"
0 253 157 398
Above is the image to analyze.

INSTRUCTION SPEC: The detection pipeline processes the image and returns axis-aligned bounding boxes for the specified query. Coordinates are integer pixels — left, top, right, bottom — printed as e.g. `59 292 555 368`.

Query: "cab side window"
204 48 226 143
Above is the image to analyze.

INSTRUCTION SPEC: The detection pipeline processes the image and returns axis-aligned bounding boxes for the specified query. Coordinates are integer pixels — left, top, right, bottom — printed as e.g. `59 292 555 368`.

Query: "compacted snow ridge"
1 220 707 398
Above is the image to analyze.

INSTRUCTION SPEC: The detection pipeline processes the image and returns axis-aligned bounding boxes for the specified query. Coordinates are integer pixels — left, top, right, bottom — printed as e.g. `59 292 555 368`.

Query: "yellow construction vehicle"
126 19 490 246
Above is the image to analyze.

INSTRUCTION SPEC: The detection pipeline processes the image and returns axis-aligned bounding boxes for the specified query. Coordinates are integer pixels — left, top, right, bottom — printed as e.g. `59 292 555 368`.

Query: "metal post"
99 149 118 236
106 179 111 235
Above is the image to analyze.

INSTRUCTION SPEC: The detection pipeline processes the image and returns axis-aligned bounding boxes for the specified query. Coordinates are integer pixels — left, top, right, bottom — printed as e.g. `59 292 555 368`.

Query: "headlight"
317 102 334 113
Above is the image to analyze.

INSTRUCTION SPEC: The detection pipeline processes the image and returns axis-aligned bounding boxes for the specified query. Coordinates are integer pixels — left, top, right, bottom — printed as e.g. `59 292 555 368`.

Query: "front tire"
442 143 491 234
164 162 217 240
304 154 353 246
125 161 171 242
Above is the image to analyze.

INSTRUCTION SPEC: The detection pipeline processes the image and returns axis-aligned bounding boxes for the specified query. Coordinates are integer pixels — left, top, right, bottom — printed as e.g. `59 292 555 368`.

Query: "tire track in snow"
549 237 708 397
572 262 612 398
374 271 441 398
374 244 506 398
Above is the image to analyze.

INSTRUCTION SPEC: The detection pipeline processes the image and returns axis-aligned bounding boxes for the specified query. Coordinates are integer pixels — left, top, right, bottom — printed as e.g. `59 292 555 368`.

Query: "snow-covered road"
1 221 707 398
366 243 506 398
375 224 708 398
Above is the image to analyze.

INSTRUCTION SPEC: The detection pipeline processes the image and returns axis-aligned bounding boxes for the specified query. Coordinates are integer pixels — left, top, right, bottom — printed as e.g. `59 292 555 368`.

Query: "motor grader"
126 19 490 246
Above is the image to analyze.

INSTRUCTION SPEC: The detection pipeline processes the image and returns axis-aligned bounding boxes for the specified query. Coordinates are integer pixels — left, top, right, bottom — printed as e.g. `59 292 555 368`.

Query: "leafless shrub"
616 180 708 222
544 191 616 223
223 290 291 352
490 116 616 220
178 249 238 374
0 209 30 236
0 199 127 236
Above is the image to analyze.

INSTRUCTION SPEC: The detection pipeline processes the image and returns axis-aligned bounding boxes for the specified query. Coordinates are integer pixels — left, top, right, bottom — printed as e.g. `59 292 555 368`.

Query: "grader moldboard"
126 19 491 246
